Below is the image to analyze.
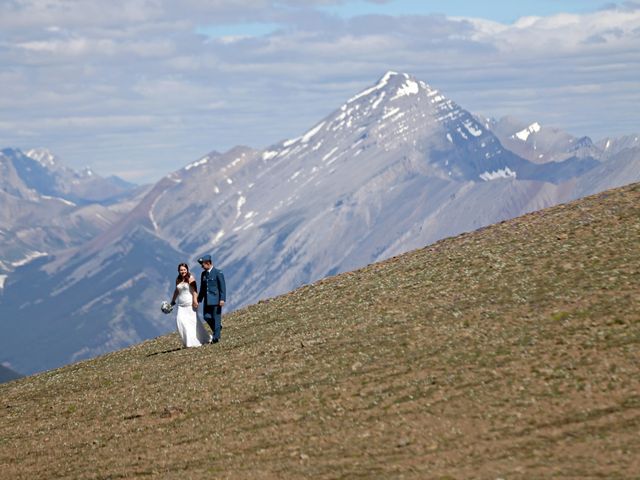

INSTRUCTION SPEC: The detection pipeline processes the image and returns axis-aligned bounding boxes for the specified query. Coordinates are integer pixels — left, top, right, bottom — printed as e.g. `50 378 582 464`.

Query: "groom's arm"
217 270 226 305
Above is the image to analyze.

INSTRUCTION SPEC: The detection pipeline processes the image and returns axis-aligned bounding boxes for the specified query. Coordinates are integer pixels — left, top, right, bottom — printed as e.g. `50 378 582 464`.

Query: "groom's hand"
219 300 225 307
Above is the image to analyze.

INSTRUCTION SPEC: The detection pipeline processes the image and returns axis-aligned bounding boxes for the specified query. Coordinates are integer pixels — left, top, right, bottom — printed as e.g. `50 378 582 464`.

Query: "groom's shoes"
210 338 219 344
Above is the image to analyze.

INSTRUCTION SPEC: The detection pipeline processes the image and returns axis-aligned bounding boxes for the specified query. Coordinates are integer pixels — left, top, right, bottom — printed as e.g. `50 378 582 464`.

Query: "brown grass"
1 182 639 479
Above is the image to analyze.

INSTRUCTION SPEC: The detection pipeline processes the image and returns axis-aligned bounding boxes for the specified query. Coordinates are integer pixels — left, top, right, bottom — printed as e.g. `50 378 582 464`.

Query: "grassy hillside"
1 182 639 479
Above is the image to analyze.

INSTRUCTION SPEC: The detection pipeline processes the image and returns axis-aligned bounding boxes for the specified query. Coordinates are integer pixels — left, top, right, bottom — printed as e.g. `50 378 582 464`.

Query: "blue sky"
320 0 613 22
1 0 638 183
199 1 614 38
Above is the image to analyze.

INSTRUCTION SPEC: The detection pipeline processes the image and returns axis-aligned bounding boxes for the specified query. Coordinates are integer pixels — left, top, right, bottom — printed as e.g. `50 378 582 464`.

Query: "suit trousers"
202 304 222 340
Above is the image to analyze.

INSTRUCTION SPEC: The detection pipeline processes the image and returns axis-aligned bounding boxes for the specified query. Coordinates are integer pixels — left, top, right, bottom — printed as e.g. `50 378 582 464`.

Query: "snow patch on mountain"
382 107 401 120
262 150 278 161
391 78 420 100
372 92 386 109
348 70 398 103
211 229 225 246
185 156 209 171
480 167 517 181
235 195 246 220
223 156 243 171
463 120 483 137
41 195 77 206
300 121 326 143
25 148 57 167
322 147 339 163
12 251 48 268
514 122 541 141
149 189 171 231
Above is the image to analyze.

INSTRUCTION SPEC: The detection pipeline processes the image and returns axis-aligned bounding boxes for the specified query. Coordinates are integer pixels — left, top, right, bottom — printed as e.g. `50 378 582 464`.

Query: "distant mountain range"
1 71 639 374
0 148 144 272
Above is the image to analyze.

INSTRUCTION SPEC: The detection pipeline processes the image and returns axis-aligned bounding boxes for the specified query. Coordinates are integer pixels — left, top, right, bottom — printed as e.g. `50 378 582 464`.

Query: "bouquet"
160 300 174 314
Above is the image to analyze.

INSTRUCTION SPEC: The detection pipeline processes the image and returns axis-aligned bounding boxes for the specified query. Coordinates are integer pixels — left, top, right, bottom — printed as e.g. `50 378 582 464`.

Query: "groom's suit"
198 267 226 341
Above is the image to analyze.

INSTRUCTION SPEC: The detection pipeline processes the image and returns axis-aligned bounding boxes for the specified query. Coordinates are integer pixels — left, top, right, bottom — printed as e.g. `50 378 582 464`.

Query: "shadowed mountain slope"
1 182 638 479
0 365 22 384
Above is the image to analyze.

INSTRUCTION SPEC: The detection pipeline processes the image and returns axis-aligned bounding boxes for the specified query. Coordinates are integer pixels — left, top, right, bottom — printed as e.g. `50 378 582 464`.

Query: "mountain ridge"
0 147 145 276
1 147 138 205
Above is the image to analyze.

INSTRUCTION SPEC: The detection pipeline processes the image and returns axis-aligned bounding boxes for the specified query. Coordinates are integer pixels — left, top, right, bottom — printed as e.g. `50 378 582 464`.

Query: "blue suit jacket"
198 268 226 306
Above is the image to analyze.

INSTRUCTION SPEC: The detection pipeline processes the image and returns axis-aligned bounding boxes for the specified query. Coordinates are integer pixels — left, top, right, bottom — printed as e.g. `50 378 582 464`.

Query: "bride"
170 263 211 347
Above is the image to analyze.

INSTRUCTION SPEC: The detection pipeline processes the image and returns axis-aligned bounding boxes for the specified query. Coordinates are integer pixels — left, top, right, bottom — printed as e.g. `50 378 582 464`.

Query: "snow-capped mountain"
483 116 603 164
1 72 638 375
5 147 137 205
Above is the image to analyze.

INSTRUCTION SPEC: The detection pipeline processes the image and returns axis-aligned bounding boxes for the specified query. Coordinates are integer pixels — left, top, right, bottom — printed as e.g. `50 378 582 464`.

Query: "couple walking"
170 254 226 347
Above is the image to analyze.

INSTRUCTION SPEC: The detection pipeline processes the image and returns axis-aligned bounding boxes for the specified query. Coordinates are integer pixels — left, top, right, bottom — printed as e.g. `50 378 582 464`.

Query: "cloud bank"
1 0 638 182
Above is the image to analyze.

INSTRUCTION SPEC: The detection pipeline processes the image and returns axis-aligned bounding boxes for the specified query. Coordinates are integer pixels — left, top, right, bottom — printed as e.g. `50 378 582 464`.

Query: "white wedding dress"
175 282 211 347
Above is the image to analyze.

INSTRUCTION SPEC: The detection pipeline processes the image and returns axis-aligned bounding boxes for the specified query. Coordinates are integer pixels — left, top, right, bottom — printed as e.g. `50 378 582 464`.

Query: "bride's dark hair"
176 263 192 285
175 263 198 293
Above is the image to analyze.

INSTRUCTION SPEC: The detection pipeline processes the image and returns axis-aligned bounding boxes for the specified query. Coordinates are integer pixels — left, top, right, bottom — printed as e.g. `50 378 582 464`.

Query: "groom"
197 254 226 344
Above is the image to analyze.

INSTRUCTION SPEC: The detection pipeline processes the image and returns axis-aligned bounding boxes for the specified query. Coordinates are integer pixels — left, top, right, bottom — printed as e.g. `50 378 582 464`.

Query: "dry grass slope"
1 183 639 479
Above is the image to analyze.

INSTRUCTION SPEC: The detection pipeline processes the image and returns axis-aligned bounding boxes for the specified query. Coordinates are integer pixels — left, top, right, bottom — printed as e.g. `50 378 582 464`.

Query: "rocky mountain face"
5 148 137 204
597 134 640 157
485 118 640 198
1 72 639 375
484 116 602 163
0 148 143 274
486 117 640 167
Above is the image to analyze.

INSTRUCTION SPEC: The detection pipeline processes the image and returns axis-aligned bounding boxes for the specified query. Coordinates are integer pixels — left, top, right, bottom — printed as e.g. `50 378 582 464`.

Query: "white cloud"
465 8 640 54
0 1 638 183
17 37 118 55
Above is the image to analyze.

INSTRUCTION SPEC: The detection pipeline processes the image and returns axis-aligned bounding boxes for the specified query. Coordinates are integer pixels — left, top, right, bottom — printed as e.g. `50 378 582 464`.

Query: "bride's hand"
192 300 198 309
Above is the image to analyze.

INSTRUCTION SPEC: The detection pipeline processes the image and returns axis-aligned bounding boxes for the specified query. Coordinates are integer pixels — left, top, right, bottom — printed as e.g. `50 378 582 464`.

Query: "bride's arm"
189 275 198 308
170 283 178 306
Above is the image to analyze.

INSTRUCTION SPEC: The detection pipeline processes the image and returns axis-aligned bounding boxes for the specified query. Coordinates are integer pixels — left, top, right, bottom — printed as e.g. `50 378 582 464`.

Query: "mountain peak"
25 148 58 167
346 71 433 105
262 71 491 182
